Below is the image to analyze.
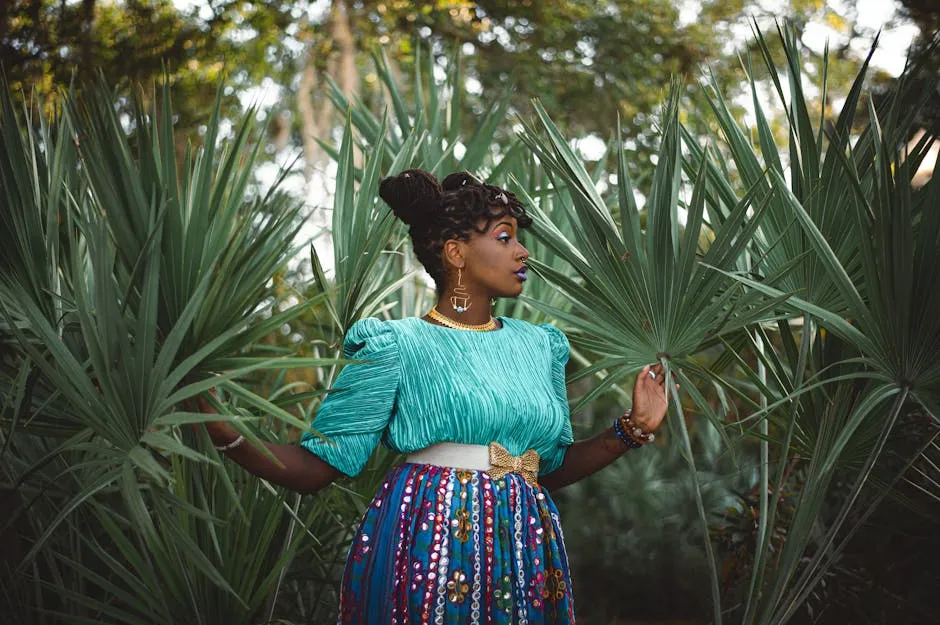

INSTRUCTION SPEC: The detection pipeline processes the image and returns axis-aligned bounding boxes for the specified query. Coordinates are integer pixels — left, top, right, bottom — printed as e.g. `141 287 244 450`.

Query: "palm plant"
516 83 781 410
0 79 342 622
323 45 512 181
692 25 940 625
515 22 940 625
315 113 422 336
516 80 785 624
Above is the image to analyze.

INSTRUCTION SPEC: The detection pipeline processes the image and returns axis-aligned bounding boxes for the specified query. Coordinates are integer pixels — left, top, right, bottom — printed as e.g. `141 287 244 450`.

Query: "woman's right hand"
183 390 239 446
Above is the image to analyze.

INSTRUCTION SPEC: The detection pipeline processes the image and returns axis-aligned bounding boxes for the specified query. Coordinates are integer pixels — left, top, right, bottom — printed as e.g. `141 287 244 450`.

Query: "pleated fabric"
300 316 573 477
339 463 575 625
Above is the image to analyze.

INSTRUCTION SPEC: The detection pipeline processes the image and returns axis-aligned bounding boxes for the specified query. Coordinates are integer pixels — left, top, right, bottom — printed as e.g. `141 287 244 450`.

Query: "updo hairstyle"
378 169 532 291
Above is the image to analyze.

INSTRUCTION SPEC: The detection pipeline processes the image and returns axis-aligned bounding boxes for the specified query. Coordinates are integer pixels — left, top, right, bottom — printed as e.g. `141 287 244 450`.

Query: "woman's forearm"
190 395 341 494
215 435 342 494
539 426 635 492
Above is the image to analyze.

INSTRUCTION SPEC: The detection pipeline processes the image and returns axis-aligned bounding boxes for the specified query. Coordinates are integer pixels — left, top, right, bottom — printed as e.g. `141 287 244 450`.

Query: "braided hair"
378 169 532 292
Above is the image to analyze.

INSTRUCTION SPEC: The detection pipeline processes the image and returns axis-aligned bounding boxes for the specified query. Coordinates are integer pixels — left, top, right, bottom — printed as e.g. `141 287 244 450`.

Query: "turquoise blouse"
300 316 573 477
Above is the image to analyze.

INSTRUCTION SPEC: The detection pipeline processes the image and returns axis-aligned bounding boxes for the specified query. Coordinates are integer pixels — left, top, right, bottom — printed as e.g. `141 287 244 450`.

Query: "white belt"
406 442 541 486
406 442 491 471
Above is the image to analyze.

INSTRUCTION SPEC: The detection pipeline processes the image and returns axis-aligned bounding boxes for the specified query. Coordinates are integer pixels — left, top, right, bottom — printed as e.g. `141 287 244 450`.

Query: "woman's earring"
450 267 472 314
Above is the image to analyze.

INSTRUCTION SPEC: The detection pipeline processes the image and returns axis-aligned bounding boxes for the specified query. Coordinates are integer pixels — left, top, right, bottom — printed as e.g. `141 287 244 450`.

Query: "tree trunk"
297 42 322 183
331 0 360 108
329 0 361 169
81 0 95 81
296 0 361 182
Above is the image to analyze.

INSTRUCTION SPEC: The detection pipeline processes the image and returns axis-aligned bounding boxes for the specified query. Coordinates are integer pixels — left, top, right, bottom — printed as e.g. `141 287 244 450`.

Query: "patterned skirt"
338 462 576 624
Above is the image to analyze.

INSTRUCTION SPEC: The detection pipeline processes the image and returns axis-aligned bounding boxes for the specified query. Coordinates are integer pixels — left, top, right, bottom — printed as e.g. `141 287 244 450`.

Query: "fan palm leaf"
517 83 778 411
0 77 347 613
696 24 940 625
515 80 787 624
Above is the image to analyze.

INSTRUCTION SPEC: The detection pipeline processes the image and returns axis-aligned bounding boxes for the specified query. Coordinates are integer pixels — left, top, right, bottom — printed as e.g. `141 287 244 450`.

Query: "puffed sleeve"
538 323 573 475
300 318 400 476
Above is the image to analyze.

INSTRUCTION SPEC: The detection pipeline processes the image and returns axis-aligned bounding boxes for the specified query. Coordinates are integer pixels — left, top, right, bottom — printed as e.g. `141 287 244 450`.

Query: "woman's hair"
378 169 532 291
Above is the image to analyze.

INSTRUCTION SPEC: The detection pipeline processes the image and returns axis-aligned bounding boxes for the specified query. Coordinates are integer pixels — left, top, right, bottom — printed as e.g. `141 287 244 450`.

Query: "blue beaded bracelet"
613 413 644 449
614 410 655 449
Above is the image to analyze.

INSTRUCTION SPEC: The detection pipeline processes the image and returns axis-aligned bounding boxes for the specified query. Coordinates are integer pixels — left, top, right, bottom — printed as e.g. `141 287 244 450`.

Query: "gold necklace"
427 306 498 331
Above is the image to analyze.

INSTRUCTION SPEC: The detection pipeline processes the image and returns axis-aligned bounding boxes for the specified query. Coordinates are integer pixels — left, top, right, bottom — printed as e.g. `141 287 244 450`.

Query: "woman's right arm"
196 318 397 492
197 398 343 495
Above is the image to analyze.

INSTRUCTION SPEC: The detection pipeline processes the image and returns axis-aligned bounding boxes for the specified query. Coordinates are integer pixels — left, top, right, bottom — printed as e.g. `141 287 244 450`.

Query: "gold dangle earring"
450 267 472 314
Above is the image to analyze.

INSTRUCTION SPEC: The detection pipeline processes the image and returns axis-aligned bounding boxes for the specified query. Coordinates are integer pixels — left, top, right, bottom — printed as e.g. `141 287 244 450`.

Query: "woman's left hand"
631 363 669 433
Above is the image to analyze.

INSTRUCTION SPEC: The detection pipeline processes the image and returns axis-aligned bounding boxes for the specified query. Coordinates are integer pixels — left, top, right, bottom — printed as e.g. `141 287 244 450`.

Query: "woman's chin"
488 281 525 300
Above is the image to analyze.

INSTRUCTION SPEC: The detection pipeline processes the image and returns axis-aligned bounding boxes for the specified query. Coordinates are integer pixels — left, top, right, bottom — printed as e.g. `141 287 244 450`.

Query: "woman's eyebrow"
492 220 514 231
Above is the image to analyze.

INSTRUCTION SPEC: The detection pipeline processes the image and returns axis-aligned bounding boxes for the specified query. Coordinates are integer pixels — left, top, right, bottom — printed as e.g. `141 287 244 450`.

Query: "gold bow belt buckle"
486 442 540 487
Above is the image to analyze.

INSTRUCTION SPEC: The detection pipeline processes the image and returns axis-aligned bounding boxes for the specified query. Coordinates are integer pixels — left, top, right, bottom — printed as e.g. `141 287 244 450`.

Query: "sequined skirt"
338 462 576 624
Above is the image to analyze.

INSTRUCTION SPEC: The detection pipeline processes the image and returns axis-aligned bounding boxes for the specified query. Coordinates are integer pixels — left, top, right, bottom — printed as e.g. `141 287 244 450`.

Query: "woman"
200 170 669 624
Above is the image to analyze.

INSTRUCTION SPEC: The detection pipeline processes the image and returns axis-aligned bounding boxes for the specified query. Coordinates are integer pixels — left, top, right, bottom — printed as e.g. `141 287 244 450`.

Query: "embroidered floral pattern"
451 509 472 543
494 574 514 613
446 569 470 603
544 567 568 602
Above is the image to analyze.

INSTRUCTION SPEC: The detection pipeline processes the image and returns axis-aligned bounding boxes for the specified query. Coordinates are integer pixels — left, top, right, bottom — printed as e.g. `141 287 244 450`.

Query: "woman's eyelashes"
495 230 524 246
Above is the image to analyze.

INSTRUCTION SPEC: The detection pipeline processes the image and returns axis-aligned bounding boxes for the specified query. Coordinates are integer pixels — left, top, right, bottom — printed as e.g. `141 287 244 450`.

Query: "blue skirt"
338 462 576 624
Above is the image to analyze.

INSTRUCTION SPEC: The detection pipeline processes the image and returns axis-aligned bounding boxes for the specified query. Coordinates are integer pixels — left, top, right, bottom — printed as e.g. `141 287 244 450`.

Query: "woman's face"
458 214 530 299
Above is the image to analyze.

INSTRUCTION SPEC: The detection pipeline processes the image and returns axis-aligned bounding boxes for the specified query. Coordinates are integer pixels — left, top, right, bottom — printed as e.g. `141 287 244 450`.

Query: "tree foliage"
4 0 913 173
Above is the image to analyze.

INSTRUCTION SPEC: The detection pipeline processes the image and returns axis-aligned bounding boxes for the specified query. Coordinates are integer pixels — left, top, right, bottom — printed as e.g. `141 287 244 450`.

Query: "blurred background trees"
5 0 935 184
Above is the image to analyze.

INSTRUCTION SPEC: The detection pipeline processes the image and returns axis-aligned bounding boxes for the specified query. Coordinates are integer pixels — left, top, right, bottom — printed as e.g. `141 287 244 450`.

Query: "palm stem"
265 491 303 623
666 358 723 625
751 314 812 625
742 329 770 625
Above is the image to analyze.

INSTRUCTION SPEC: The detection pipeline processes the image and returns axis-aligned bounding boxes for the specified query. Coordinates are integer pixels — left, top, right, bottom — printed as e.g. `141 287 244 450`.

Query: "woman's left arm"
539 363 670 492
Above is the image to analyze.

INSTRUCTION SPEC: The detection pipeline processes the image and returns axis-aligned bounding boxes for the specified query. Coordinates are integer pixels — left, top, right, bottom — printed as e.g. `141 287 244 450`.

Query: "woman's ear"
442 239 466 270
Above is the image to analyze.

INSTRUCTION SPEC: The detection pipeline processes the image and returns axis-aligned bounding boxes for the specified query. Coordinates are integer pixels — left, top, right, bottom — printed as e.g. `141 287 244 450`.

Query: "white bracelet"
214 435 245 452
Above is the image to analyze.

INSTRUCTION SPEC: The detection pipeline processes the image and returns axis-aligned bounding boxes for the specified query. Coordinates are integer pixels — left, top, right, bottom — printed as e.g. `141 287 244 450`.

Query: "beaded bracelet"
214 434 245 452
613 409 655 449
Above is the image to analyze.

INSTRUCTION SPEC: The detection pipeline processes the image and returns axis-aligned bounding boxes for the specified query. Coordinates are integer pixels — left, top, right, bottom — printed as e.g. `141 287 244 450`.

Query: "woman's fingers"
646 364 665 388
639 363 675 396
